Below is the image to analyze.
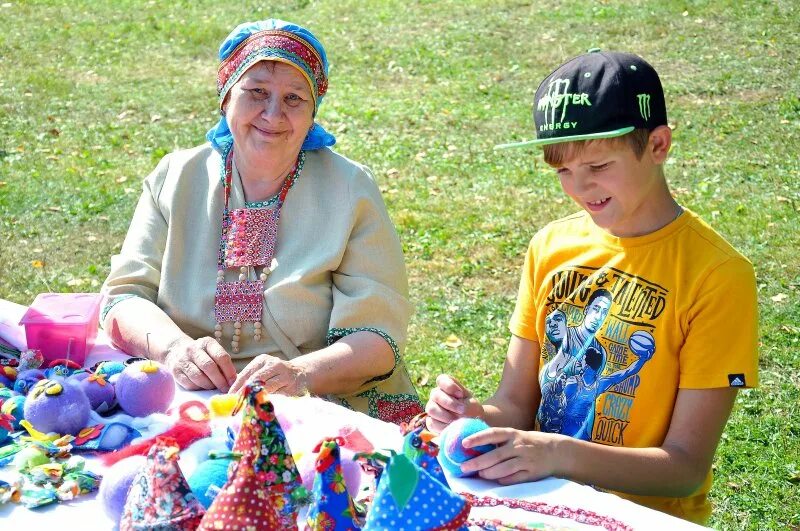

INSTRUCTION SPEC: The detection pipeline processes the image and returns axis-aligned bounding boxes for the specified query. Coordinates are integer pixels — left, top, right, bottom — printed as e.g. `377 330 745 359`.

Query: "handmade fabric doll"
362 452 470 530
198 381 307 530
119 436 206 530
306 437 361 530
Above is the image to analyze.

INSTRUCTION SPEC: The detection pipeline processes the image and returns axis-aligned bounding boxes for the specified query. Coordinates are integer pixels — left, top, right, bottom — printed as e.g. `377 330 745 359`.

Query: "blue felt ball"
2 394 26 431
95 361 126 378
438 417 496 478
0 388 15 401
14 369 46 395
188 458 233 508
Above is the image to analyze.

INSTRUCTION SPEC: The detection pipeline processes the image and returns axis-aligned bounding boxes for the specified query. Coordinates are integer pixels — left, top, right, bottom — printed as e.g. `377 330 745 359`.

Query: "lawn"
0 0 798 528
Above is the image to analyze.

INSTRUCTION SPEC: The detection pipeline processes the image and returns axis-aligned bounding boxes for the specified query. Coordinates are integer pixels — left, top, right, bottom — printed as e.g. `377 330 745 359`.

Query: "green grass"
1 1 798 528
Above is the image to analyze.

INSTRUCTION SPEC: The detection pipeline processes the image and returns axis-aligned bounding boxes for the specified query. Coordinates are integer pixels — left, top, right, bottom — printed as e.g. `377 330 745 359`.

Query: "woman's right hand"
425 374 484 434
163 336 238 392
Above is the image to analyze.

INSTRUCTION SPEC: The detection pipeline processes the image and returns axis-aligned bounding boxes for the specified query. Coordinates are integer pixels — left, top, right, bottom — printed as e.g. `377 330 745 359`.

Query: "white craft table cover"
0 298 704 530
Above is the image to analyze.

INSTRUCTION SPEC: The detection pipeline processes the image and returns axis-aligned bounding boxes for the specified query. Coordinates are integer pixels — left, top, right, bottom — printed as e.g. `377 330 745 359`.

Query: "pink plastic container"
19 293 102 367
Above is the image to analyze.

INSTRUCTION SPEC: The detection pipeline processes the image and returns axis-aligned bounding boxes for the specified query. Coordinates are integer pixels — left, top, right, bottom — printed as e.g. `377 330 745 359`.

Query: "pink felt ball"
98 455 146 523
115 360 175 417
23 378 91 435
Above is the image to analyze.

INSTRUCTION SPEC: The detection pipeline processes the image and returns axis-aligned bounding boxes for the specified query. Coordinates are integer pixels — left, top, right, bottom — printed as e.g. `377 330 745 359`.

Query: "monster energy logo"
537 78 591 132
637 93 651 121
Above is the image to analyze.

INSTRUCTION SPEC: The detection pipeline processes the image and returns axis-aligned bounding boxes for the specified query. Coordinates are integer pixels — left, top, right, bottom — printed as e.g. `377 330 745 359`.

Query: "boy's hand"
458 428 564 484
425 374 484 433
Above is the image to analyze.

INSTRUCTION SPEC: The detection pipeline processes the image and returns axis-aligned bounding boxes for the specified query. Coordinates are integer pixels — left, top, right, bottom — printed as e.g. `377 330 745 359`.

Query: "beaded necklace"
213 149 305 353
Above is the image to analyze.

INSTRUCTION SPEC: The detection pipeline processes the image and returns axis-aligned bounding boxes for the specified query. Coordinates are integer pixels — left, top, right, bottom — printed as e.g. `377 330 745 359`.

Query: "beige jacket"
103 144 421 423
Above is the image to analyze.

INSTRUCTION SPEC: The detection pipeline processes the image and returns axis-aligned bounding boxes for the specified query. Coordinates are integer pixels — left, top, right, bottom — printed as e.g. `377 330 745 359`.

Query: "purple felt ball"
14 369 46 395
23 378 91 435
80 376 117 412
438 417 496 478
115 360 175 417
98 455 146 523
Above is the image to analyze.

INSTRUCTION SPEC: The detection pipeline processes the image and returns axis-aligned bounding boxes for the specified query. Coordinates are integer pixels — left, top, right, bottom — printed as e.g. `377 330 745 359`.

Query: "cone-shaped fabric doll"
199 381 306 530
120 436 206 530
402 423 450 489
306 437 361 530
363 453 470 530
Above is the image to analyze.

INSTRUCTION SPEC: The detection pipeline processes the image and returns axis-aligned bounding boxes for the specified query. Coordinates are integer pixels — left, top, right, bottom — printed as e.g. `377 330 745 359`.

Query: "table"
0 298 704 530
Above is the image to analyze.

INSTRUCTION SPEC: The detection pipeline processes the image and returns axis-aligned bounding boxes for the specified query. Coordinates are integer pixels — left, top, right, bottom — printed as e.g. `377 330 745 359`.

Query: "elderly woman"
101 19 422 424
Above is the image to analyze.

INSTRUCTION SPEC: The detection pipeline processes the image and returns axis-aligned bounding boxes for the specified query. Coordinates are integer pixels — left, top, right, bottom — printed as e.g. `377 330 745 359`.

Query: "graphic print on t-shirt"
537 265 666 444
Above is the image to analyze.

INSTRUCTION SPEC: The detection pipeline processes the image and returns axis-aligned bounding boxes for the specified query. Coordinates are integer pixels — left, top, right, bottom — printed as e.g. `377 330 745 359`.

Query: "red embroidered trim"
461 493 634 531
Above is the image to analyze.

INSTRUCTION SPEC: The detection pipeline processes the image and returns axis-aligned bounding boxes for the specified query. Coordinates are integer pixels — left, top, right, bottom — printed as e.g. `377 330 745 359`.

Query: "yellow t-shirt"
509 209 758 524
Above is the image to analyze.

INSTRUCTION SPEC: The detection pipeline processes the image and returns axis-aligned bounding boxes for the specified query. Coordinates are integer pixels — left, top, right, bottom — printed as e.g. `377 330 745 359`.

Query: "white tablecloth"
0 298 704 530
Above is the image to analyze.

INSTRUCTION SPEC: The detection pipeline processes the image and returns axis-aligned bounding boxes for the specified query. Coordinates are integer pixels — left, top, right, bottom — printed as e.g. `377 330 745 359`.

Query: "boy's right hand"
425 374 484 434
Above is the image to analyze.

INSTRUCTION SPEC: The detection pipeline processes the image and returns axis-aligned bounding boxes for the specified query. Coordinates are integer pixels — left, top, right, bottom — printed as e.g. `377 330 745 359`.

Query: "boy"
425 50 758 524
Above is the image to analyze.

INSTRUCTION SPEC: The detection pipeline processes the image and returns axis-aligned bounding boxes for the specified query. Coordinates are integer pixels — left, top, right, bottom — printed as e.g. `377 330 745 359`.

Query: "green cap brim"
494 126 636 150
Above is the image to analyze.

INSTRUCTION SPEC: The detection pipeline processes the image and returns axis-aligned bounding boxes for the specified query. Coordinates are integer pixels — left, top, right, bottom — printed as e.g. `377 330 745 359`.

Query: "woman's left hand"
458 428 564 485
229 353 309 395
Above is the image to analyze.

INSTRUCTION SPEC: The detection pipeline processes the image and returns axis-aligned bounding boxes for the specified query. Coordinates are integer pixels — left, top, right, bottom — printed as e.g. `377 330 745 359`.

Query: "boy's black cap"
497 49 667 149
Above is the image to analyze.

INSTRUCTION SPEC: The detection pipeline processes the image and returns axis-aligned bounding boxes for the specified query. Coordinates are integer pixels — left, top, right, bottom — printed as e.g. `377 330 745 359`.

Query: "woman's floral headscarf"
205 19 336 155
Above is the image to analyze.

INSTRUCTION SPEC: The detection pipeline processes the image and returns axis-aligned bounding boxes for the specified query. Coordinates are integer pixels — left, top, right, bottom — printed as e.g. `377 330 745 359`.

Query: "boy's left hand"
459 428 564 484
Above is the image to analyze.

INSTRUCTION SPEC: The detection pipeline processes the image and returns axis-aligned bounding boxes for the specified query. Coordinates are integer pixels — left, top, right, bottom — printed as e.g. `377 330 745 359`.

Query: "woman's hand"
164 336 237 392
425 374 485 434
458 427 563 484
229 353 308 395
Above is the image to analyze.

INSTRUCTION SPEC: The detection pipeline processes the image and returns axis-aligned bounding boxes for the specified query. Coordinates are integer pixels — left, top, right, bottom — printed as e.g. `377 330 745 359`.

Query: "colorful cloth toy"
362 452 470 530
402 422 450 489
120 436 205 530
306 437 361 530
198 381 308 530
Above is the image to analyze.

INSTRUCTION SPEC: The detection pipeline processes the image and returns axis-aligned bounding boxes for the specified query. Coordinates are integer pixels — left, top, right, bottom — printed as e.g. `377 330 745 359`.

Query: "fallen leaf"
444 334 463 349
417 374 429 386
47 206 62 212
490 337 507 346
386 168 399 178
116 176 128 183
31 260 45 268
771 293 788 303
